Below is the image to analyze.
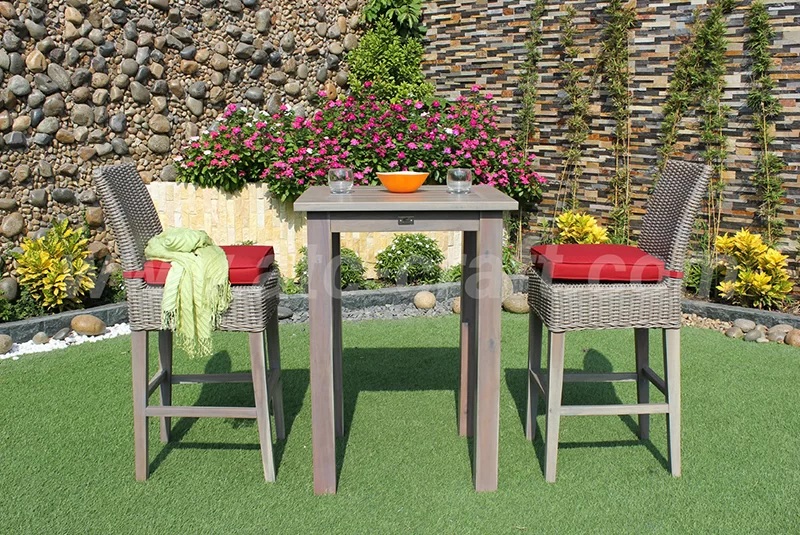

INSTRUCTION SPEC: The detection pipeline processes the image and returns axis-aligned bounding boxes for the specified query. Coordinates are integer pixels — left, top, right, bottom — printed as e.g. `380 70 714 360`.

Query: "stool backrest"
639 160 712 273
94 163 163 272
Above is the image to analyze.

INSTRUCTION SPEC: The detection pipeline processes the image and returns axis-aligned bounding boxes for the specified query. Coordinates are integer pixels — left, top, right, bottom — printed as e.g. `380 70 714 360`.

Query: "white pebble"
0 323 132 361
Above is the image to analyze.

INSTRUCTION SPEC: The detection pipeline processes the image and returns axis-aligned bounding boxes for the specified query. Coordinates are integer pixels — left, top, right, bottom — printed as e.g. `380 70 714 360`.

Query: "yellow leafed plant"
13 219 96 311
555 211 611 244
715 229 792 309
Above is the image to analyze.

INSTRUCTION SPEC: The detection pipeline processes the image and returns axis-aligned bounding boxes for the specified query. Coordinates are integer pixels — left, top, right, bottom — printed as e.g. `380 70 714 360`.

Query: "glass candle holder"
446 168 472 194
328 168 354 194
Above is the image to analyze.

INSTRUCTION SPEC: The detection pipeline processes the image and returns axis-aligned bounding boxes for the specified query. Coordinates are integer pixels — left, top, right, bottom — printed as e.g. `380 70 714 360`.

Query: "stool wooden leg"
131 330 149 481
458 230 478 437
526 313 543 441
158 330 173 443
634 328 650 440
332 232 344 439
266 312 285 440
663 328 681 477
250 331 276 482
544 331 565 483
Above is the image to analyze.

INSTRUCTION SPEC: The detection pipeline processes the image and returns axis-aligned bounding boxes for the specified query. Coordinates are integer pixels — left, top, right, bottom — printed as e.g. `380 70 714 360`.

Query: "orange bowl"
376 171 429 193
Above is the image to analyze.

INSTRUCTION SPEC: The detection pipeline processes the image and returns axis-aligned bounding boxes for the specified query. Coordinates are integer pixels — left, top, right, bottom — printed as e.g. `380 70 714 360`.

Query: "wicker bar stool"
94 163 284 482
526 160 711 482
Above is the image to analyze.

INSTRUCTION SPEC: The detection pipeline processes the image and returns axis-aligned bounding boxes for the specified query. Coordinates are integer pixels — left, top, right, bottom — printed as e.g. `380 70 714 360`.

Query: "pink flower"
485 93 493 100
471 85 481 92
364 81 373 88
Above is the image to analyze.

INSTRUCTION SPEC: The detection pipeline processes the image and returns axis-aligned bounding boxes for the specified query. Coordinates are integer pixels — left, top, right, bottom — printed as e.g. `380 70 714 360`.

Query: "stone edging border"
0 303 130 342
1 275 797 343
280 274 529 313
681 298 799 329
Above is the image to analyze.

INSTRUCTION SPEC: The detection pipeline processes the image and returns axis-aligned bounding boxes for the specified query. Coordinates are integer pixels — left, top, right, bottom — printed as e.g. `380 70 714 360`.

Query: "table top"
294 185 518 213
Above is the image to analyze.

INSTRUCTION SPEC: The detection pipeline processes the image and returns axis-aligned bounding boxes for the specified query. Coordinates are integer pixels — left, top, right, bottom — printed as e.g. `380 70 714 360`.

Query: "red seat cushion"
530 244 677 282
127 245 274 285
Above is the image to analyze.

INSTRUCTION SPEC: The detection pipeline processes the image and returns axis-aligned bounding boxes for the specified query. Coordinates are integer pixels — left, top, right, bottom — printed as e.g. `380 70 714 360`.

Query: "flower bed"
175 88 545 204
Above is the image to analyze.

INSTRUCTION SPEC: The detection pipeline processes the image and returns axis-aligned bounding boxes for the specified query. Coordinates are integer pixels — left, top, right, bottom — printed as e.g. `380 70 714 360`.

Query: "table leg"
474 212 503 492
332 232 344 438
307 213 337 495
459 231 478 437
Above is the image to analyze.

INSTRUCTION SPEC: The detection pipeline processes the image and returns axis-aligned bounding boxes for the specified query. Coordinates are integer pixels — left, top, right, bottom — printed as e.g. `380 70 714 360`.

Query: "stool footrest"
563 372 637 383
146 406 258 418
560 403 670 416
171 373 253 384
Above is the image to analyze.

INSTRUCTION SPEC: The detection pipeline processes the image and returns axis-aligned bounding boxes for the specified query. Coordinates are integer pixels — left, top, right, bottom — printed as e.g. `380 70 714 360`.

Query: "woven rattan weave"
95 163 283 483
526 160 712 483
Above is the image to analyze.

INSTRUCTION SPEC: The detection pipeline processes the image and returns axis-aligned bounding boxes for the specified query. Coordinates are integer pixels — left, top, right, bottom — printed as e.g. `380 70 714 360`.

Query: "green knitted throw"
145 228 231 358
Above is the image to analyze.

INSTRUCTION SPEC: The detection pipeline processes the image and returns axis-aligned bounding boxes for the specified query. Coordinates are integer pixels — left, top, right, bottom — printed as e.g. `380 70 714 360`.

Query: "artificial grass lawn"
1 314 799 534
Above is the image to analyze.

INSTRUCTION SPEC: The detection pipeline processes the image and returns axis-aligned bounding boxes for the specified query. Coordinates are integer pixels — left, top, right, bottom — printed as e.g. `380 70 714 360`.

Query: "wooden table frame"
296 185 517 495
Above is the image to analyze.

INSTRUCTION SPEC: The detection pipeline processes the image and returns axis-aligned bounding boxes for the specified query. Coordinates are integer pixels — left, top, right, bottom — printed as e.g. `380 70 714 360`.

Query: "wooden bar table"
294 185 518 495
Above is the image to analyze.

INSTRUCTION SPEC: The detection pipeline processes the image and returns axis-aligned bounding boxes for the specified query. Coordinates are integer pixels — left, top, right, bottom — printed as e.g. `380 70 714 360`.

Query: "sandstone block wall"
147 182 463 276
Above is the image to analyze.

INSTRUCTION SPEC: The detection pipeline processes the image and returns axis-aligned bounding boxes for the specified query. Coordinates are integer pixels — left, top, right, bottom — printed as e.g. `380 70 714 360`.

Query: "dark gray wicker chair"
526 160 712 482
94 163 284 482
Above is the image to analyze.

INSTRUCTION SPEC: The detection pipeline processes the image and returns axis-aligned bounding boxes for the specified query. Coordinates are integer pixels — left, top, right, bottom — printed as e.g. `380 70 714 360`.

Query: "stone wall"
0 0 361 269
422 0 800 275
147 182 464 275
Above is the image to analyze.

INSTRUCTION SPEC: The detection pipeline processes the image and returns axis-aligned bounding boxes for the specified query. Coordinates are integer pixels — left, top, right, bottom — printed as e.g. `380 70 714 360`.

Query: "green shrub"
281 276 301 295
554 211 611 244
294 247 367 290
715 229 792 309
684 229 792 310
441 264 462 283
361 0 426 39
104 270 127 304
375 234 444 285
13 220 96 312
0 290 47 323
347 16 433 102
361 279 386 290
439 240 518 283
503 242 522 275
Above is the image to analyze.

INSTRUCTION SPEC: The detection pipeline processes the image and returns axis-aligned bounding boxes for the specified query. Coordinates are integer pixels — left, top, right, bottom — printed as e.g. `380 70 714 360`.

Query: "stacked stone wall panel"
422 0 799 280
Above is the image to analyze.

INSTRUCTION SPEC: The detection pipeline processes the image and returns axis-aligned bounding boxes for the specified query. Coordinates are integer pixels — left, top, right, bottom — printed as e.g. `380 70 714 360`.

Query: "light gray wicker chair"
526 160 712 482
94 163 284 482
